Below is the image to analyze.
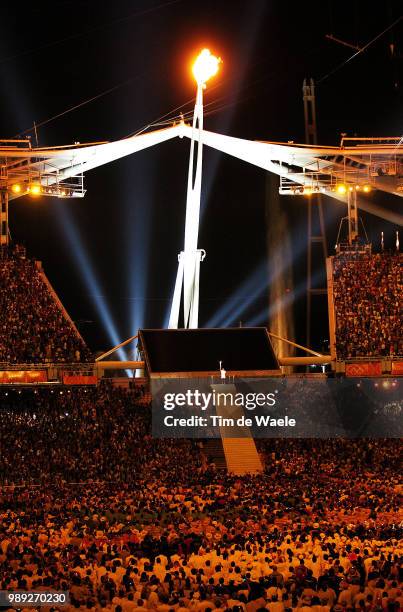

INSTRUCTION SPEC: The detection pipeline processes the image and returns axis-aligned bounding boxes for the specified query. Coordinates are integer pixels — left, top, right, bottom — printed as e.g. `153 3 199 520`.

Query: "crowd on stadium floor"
0 385 401 612
0 245 92 364
333 252 402 360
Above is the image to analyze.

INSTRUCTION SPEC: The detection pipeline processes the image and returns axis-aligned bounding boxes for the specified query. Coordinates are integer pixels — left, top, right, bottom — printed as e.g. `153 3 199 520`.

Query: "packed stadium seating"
0 245 92 364
333 252 402 359
0 384 401 611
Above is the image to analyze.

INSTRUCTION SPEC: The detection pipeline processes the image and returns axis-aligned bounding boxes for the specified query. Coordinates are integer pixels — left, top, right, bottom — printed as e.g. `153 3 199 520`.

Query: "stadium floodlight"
29 184 41 196
336 184 347 195
168 49 221 329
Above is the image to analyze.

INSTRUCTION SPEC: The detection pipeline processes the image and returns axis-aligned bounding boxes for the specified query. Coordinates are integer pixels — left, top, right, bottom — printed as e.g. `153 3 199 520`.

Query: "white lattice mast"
169 49 221 329
302 78 328 349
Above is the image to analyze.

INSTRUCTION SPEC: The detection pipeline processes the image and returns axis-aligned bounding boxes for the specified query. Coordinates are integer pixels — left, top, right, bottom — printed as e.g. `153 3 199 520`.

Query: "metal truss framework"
0 126 184 244
1 126 402 234
303 78 328 351
177 127 403 224
1 125 402 208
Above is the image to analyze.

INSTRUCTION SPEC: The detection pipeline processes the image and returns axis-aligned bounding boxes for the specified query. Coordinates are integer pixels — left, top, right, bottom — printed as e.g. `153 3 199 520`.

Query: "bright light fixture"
363 184 371 193
192 48 221 85
30 184 41 195
336 184 347 195
11 183 21 193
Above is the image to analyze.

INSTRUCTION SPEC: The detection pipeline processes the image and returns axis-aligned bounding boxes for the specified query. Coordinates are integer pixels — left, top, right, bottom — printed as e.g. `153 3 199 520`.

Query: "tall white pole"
168 49 220 330
183 82 205 327
168 84 206 329
168 253 184 328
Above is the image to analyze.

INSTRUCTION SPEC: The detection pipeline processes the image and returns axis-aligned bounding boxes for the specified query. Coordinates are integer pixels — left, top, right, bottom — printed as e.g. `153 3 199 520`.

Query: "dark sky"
0 0 401 354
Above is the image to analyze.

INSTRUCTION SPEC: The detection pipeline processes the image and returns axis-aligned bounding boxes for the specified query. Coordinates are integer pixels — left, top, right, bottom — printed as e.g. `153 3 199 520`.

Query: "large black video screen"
139 327 279 373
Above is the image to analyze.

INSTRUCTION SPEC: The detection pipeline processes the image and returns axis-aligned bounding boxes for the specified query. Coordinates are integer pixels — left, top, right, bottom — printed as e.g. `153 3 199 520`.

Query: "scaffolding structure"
302 79 328 350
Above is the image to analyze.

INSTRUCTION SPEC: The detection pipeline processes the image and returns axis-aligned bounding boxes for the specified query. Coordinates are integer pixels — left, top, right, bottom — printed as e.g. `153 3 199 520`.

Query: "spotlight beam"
207 222 311 329
205 262 268 328
54 201 128 361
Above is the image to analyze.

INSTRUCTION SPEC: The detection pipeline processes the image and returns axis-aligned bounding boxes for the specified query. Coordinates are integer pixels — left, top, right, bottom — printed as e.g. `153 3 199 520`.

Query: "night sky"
1 0 401 355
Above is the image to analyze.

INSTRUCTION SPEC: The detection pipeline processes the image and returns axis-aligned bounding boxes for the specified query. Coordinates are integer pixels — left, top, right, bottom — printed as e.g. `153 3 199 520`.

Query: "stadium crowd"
0 245 92 364
333 252 402 360
0 384 401 611
0 245 401 610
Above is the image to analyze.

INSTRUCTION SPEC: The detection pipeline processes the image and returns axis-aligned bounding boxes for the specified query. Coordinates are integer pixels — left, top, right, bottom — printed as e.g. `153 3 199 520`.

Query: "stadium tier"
329 251 402 363
0 245 92 365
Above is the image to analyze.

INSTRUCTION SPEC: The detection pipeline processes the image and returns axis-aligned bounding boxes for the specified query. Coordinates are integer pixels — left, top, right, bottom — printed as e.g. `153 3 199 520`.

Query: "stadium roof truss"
0 126 402 225
0 126 185 200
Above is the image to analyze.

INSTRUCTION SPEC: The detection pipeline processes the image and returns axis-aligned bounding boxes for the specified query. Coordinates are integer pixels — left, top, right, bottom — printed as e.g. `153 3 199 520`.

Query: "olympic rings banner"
345 362 382 377
391 361 403 375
